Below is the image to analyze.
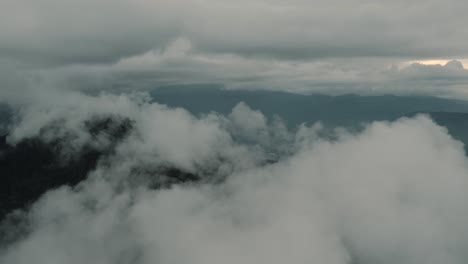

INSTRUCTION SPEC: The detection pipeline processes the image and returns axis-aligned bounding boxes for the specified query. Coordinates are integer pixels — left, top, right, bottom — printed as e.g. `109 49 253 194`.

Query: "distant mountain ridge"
151 86 468 151
151 86 468 126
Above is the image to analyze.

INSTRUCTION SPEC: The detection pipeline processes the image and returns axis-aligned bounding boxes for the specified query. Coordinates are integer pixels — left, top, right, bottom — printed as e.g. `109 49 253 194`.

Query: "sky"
1 0 468 98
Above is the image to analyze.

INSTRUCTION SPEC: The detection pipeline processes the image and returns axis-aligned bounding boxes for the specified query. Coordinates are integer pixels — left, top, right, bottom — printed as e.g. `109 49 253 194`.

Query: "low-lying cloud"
2 91 468 264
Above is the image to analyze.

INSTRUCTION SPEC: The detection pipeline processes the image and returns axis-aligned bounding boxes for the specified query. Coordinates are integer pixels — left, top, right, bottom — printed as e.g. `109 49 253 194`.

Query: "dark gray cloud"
1 0 468 98
1 0 468 65
0 0 181 65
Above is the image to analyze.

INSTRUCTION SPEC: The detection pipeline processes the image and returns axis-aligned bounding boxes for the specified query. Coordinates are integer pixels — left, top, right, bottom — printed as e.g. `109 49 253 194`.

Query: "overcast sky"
1 0 468 98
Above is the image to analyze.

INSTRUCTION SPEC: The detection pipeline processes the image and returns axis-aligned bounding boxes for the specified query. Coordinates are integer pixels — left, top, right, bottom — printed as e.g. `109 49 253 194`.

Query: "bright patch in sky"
406 59 468 68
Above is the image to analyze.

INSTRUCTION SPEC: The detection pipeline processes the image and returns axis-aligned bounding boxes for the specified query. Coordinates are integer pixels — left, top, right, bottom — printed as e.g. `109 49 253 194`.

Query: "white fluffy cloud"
2 91 468 264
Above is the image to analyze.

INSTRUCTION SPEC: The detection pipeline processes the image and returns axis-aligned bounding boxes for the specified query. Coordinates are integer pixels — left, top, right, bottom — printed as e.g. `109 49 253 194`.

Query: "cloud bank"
2 91 468 264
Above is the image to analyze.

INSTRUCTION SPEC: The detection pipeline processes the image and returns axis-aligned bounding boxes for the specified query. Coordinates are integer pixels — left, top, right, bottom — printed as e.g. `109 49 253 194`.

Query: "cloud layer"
1 0 468 97
2 0 468 65
2 91 468 264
